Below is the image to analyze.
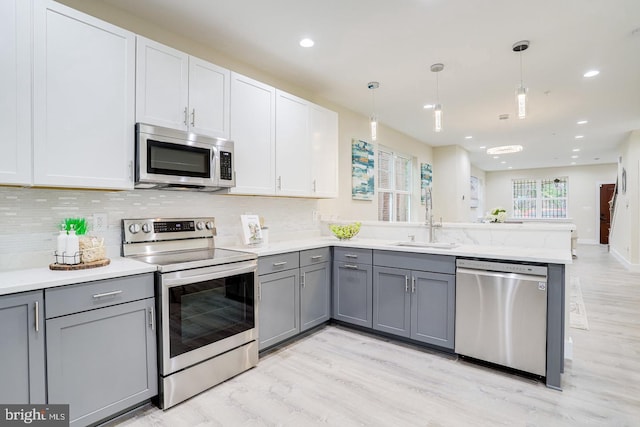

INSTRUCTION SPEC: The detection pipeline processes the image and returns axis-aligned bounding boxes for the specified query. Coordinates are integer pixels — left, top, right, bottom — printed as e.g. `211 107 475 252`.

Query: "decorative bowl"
329 222 361 240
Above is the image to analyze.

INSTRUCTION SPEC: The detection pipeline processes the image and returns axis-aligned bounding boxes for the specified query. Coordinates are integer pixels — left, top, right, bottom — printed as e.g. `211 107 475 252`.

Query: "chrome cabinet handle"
301 273 305 287
405 276 409 293
344 264 358 269
344 254 359 259
183 107 188 126
92 290 123 299
148 307 155 331
277 176 282 190
272 261 287 266
128 160 133 180
258 283 262 301
311 255 323 260
35 301 39 333
313 179 317 192
191 108 196 126
411 277 416 293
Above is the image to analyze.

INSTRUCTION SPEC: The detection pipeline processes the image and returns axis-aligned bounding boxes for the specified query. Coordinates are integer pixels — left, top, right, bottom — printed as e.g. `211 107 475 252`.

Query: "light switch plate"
93 213 108 232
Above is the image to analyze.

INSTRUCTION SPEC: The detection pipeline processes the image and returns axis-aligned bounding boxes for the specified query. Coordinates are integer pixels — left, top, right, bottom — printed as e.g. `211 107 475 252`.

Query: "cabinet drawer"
300 247 331 267
45 274 154 318
258 252 299 275
373 250 455 275
334 247 372 265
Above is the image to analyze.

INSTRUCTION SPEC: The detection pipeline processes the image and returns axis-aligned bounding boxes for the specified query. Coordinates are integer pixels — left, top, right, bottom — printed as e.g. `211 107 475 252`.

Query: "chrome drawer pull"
272 261 287 266
149 307 155 331
344 264 359 269
311 255 323 260
92 290 123 299
344 254 358 259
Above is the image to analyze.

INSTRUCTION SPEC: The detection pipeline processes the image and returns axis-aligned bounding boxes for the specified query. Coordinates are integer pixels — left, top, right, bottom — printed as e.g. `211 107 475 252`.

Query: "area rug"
569 276 589 330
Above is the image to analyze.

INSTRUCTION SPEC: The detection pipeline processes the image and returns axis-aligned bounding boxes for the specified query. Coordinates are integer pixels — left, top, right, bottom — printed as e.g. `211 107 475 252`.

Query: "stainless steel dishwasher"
455 259 548 377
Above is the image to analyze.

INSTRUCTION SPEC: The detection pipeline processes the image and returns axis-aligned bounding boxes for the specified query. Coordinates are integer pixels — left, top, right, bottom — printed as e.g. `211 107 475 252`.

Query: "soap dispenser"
65 225 80 265
57 223 67 264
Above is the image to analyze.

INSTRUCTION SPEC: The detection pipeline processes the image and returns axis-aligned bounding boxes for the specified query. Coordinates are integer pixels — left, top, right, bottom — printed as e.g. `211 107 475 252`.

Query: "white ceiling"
101 0 640 171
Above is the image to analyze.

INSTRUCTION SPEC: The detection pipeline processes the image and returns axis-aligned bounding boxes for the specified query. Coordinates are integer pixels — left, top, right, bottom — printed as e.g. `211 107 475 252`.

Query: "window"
512 177 568 218
378 147 412 221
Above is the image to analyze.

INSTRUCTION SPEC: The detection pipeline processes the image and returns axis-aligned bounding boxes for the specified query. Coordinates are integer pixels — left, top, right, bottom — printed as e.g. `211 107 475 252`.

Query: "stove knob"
142 223 152 233
205 221 215 230
129 223 141 234
196 221 205 230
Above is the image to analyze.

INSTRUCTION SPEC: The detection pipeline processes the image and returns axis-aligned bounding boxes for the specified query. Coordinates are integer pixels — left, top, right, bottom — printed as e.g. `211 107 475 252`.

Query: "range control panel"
456 259 547 277
122 217 216 244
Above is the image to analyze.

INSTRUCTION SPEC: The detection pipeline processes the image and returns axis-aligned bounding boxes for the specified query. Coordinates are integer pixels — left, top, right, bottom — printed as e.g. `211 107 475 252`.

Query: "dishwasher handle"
456 267 547 283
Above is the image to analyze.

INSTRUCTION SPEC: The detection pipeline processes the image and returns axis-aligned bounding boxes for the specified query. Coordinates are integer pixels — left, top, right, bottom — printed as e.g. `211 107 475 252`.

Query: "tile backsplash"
0 187 321 270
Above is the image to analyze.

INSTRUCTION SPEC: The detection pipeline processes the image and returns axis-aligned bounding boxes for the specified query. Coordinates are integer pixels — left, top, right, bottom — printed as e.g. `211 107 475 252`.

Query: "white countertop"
222 236 573 264
0 237 571 297
0 257 157 296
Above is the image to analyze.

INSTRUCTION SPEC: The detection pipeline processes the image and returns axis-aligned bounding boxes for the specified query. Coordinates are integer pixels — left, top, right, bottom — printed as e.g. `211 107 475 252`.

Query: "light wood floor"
107 245 640 426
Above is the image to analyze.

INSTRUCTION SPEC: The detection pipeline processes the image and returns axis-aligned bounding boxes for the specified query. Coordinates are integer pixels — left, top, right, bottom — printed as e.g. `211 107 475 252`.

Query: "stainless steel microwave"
135 123 235 192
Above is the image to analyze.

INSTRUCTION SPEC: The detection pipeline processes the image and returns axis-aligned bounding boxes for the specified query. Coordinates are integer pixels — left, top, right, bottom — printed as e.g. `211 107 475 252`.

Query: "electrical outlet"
93 213 108 232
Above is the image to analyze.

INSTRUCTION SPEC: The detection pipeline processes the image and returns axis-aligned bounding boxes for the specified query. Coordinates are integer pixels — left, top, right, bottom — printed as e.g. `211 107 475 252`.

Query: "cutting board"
49 259 111 271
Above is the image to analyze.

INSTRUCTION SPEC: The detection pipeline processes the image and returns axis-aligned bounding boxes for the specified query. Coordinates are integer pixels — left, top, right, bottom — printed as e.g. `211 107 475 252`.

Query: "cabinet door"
135 36 189 131
46 298 157 427
188 57 230 139
410 271 455 349
32 0 135 190
229 72 276 195
0 0 31 185
0 291 45 404
373 266 411 338
332 261 372 328
258 269 300 350
300 262 331 331
309 103 339 198
275 90 310 196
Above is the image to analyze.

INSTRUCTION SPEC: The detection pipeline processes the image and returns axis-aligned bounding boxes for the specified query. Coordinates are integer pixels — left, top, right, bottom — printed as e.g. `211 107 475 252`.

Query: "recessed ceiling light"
508 166 513 169
577 120 588 125
575 135 584 139
493 156 500 159
571 162 576 165
571 155 579 159
487 145 524 155
500 161 507 164
572 148 581 152
299 38 314 48
423 104 434 109
465 136 473 139
479 146 486 149
583 70 600 78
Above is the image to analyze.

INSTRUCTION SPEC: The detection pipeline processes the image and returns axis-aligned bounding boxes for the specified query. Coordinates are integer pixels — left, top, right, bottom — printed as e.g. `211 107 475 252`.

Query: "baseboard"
610 247 640 272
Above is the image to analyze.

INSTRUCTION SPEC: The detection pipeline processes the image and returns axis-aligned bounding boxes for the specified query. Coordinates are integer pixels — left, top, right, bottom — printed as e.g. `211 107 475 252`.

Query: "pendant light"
512 40 529 119
430 63 444 132
367 81 379 141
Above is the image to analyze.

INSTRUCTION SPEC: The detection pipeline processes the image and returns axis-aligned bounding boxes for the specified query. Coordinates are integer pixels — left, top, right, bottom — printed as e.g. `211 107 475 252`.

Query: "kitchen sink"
393 241 459 249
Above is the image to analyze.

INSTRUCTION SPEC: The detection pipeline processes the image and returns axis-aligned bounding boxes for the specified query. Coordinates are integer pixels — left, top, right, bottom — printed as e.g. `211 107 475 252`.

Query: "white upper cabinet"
229 73 276 195
32 0 135 190
309 103 339 198
275 90 311 197
136 37 230 139
0 0 32 185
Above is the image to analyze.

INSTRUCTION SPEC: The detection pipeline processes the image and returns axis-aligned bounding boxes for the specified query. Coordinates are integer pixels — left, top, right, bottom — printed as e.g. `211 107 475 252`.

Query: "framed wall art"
352 139 375 200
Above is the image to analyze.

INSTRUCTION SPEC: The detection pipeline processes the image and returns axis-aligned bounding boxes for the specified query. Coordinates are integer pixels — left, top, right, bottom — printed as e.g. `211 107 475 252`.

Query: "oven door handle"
162 264 256 288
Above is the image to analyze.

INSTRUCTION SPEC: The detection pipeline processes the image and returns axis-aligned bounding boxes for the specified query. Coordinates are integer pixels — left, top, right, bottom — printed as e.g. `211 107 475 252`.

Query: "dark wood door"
599 184 615 244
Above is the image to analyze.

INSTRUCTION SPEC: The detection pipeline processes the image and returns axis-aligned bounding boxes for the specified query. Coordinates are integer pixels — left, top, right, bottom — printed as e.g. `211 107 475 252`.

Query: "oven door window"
168 271 254 358
147 139 211 178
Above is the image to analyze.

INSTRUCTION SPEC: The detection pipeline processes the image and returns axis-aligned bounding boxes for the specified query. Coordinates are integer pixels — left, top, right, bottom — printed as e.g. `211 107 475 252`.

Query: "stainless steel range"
122 217 258 409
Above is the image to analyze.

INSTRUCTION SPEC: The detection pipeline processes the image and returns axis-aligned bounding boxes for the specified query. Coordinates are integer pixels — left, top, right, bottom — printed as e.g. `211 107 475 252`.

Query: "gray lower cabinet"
332 248 373 328
373 251 456 349
0 291 46 404
300 248 331 331
45 274 157 427
258 253 300 350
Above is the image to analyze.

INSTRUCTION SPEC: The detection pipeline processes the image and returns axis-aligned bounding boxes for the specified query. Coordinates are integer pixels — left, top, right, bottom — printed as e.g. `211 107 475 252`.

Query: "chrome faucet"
425 187 441 243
